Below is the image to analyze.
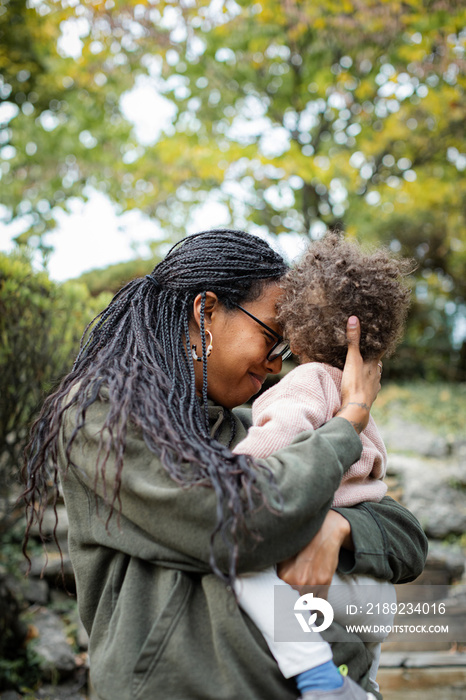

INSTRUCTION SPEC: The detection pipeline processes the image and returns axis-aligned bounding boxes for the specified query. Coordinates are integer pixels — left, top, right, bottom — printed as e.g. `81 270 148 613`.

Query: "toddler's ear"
289 342 307 362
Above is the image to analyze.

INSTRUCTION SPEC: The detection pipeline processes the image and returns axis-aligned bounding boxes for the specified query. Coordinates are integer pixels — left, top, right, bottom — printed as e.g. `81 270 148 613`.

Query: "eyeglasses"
231 303 292 361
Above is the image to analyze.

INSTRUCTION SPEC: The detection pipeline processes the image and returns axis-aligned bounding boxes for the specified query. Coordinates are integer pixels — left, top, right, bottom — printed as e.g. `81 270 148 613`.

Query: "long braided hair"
22 229 288 584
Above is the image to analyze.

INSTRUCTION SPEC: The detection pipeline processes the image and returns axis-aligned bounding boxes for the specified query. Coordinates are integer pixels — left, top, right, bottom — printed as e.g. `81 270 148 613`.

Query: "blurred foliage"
76 254 162 296
0 0 465 376
0 525 43 692
383 294 465 381
371 379 466 437
0 0 139 254
0 250 110 516
0 644 43 693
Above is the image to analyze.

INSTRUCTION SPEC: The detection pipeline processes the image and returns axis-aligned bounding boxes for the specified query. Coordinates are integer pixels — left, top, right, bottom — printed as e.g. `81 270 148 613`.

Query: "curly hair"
277 233 413 369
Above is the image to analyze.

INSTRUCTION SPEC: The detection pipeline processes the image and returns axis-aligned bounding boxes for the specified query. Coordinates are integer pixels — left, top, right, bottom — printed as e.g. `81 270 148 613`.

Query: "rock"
385 454 428 476
380 650 466 667
23 548 76 590
0 571 27 657
425 542 465 583
376 667 466 697
454 439 466 465
405 485 466 539
386 453 466 539
29 505 69 547
12 575 50 606
50 588 76 612
29 607 77 677
33 676 88 700
379 420 450 459
48 590 89 649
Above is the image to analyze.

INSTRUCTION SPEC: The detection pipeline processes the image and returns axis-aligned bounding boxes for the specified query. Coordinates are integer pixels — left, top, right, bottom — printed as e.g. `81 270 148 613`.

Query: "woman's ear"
192 291 219 330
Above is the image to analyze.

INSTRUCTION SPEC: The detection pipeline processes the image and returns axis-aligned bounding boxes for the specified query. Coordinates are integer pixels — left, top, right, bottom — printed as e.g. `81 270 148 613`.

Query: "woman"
22 229 427 700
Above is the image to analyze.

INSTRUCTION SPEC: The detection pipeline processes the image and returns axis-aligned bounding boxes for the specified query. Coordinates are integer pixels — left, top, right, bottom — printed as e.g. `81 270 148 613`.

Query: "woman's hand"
277 510 352 592
336 316 382 434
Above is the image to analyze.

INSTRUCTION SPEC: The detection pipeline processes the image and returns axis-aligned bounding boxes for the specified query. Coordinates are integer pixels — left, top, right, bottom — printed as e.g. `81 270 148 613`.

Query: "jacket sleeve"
334 497 428 584
61 398 362 575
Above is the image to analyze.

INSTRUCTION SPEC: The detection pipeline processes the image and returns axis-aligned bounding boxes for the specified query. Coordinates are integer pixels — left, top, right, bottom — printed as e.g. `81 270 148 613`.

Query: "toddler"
233 233 413 700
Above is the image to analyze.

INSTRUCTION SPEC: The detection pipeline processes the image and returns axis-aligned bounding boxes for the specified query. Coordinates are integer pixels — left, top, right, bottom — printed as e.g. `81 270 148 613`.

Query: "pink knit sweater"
234 362 387 507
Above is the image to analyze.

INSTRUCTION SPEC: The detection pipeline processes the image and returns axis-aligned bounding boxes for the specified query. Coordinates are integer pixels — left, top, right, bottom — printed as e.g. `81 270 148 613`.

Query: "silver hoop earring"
191 330 213 362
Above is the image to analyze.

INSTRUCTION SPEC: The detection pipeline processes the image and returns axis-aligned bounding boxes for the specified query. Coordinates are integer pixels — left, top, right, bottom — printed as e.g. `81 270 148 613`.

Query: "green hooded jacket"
58 396 427 700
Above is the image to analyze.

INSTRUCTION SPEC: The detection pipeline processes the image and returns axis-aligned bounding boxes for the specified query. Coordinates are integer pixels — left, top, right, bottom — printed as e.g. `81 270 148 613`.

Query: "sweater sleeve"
61 396 362 576
233 366 330 458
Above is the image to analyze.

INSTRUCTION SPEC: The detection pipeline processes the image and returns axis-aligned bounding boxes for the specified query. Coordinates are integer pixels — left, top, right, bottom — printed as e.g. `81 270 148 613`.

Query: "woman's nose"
265 354 283 375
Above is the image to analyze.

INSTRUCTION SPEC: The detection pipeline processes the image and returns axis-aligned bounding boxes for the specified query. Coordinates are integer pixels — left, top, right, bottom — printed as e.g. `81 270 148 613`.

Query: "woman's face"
191 282 285 409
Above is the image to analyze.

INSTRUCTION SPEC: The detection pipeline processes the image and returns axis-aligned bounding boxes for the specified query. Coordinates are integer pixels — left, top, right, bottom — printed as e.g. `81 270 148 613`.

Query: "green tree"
3 1 464 244
0 0 142 251
76 254 162 296
145 0 466 338
1 0 465 374
0 250 110 526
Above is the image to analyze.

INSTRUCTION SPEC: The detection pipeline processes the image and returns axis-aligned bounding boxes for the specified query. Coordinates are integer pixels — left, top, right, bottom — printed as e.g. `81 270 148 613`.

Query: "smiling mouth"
249 373 265 392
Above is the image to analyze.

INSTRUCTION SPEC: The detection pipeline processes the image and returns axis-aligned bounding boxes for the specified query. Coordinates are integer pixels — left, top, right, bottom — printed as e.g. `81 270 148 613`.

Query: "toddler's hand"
337 316 381 433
